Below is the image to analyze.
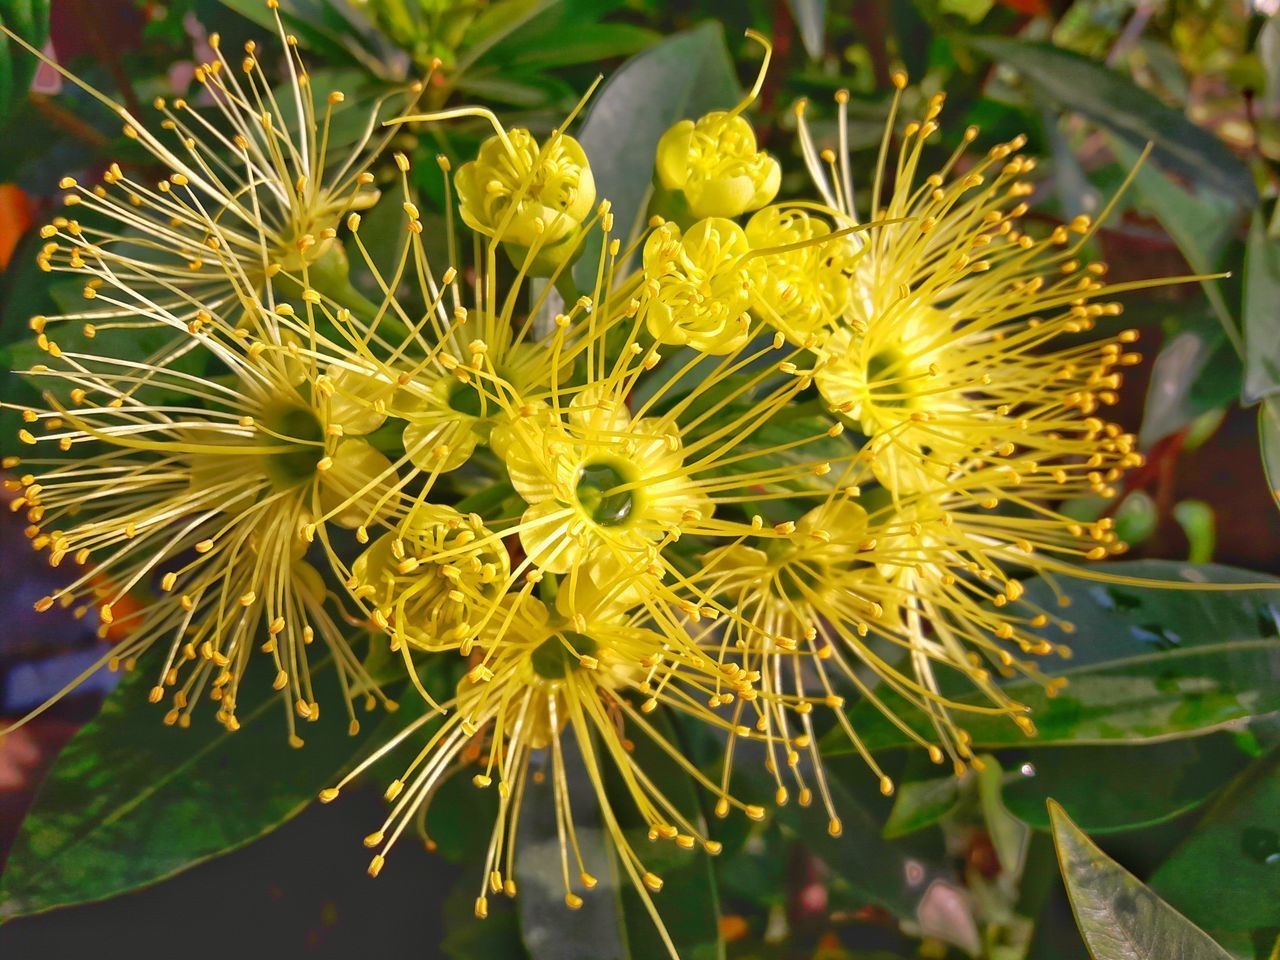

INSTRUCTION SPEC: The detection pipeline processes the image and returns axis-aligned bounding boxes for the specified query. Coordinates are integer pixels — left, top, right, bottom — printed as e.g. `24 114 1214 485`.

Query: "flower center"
574 461 635 527
259 398 325 489
531 631 599 679
866 347 910 410
446 379 487 419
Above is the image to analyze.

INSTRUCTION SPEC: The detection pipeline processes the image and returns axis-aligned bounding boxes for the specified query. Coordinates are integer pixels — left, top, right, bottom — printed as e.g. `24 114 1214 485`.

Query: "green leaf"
883 774 962 838
1149 750 1280 956
443 883 530 960
611 711 723 960
1049 801 1235 960
785 0 827 59
822 561 1280 754
976 755 1030 874
740 760 952 919
972 37 1256 206
1243 209 1280 405
0 659 400 920
515 738 628 960
216 0 402 79
1261 398 1280 513
573 22 739 289
1139 315 1240 449
1003 735 1252 835
514 711 723 960
1107 137 1241 348
0 0 49 126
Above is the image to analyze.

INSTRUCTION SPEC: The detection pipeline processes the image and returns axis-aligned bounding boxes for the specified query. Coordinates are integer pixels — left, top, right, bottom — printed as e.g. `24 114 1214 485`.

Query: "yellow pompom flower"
22 10 416 334
492 384 713 578
321 581 764 958
792 81 1193 495
654 32 780 221
9 274 402 742
641 217 753 354
697 488 1076 789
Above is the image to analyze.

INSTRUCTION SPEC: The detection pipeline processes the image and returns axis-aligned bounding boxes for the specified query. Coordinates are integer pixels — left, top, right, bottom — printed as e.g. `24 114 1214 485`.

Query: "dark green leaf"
883 775 962 838
514 710 723 960
823 561 1280 753
1261 398 1280 513
216 0 403 79
496 24 658 71
1049 801 1235 960
1243 209 1280 405
1139 316 1240 448
1003 736 1252 834
977 755 1030 874
0 659 400 920
573 22 739 288
740 760 953 919
1108 137 1240 347
973 37 1256 205
785 0 826 59
442 883 530 960
0 0 49 126
610 711 723 960
1150 750 1280 957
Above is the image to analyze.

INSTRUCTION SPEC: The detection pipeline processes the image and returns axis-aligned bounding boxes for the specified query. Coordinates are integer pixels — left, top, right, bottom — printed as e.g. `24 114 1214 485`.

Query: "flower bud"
642 217 752 354
654 112 780 221
744 205 858 346
454 128 595 271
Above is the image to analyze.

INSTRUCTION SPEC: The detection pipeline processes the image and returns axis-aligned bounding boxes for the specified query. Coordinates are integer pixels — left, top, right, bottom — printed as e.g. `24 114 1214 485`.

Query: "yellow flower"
492 385 713 580
654 33 780 221
321 580 763 958
793 81 1178 496
744 205 859 347
697 489 1079 787
350 504 509 656
641 217 753 354
453 126 596 271
25 11 413 334
10 297 399 743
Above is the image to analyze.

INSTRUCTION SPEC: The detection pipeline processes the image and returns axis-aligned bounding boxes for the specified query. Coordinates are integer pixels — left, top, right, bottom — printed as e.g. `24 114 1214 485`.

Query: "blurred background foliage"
0 1 1279 958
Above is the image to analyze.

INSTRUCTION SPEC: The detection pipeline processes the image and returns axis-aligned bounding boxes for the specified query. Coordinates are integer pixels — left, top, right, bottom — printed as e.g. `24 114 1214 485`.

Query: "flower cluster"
4 18 1198 954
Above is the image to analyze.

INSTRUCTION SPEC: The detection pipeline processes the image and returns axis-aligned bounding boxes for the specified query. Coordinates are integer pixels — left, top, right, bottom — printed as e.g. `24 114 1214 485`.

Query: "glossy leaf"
1261 398 1280 513
1150 751 1280 956
216 0 405 79
515 737 628 960
1003 736 1252 834
973 37 1256 205
786 0 827 59
977 756 1030 874
741 760 953 919
883 775 962 838
0 659 401 920
573 22 739 288
823 561 1280 753
1050 801 1235 960
514 710 723 960
0 0 49 125
1108 137 1240 347
610 711 723 960
1244 209 1280 405
1139 316 1240 449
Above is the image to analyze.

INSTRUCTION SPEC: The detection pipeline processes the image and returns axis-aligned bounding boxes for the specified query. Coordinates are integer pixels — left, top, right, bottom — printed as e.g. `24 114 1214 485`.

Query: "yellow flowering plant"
1 9 1276 960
